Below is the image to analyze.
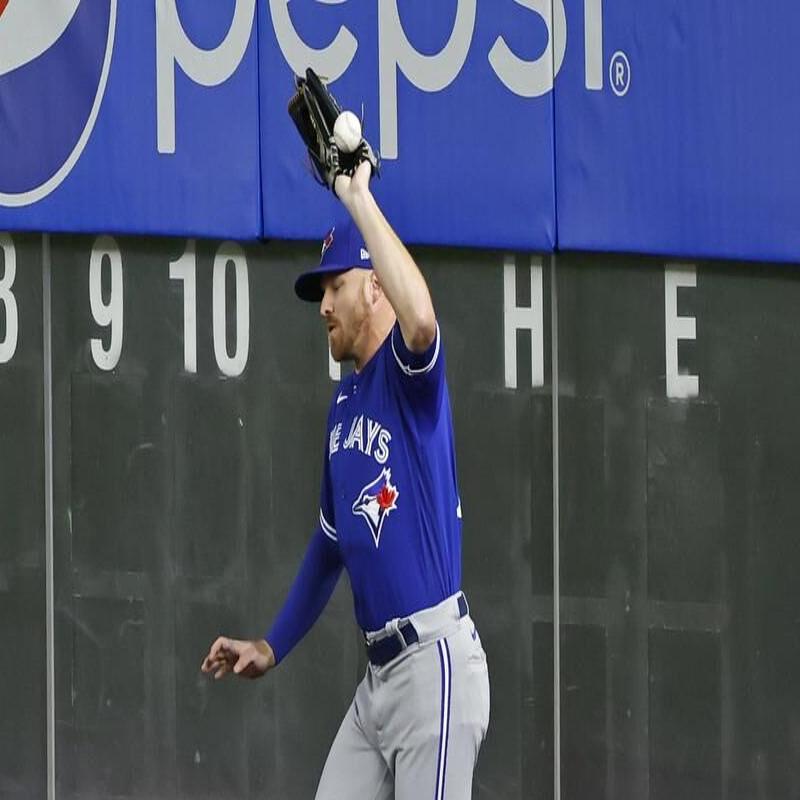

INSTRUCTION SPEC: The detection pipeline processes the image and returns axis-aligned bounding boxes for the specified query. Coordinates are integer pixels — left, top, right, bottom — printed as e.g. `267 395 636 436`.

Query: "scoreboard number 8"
0 233 18 364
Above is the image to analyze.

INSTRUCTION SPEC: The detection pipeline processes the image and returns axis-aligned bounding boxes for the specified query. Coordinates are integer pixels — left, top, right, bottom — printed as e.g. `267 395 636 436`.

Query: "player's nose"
319 287 334 318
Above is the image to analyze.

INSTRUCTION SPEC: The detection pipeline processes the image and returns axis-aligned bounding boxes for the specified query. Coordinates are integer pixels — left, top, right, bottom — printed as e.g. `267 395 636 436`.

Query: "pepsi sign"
0 0 261 238
2 0 800 262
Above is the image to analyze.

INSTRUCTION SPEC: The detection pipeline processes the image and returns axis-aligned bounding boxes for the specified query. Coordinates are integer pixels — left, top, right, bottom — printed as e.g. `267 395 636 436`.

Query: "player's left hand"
200 636 275 680
334 157 372 206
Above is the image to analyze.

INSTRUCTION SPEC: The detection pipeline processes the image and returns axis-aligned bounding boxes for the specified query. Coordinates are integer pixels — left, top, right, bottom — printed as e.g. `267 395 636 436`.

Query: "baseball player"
201 160 490 798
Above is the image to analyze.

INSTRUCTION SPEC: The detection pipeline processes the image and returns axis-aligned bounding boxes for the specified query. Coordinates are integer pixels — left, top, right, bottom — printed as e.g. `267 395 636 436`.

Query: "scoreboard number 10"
169 239 250 377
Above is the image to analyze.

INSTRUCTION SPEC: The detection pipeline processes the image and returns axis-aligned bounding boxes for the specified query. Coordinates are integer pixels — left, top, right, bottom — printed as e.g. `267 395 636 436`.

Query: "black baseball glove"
287 67 380 193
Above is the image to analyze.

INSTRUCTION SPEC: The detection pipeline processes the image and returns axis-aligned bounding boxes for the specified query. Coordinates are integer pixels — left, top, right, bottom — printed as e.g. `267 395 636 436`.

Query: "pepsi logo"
0 0 116 206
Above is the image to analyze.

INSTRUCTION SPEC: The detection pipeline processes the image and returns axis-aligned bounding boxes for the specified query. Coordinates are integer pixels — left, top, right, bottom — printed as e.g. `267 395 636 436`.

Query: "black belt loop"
366 593 470 668
457 592 469 618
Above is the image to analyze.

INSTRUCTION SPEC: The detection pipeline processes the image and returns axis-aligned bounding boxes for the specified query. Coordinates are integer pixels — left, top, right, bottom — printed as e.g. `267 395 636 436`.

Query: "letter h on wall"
503 255 544 389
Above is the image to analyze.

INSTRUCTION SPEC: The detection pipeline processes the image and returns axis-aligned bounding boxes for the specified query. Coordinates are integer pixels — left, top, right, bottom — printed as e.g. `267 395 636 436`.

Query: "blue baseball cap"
294 217 373 302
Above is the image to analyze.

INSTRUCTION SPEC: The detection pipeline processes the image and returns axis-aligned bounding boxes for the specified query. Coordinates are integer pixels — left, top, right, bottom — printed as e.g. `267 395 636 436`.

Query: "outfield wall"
2 234 799 798
2 2 800 261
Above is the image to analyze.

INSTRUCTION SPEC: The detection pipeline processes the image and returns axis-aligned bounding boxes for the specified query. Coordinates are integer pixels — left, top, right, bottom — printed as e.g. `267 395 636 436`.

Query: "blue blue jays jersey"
318 322 462 632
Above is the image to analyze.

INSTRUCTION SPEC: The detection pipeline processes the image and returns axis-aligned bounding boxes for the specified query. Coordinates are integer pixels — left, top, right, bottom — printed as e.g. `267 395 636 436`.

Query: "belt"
366 593 469 668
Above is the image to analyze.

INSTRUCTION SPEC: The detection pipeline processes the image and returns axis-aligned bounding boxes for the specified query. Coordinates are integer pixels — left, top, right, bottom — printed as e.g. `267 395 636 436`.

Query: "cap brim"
294 263 373 302
294 264 347 302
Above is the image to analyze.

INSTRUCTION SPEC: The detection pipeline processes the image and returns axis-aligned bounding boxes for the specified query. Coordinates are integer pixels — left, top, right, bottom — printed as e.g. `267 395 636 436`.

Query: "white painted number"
89 236 123 371
171 240 250 376
0 233 18 364
213 242 250 377
664 263 699 399
169 240 198 373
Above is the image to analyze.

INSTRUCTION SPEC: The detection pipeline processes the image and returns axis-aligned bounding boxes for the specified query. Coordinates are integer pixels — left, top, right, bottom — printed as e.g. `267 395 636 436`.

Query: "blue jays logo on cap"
321 227 335 259
352 467 399 548
0 0 116 206
295 216 373 302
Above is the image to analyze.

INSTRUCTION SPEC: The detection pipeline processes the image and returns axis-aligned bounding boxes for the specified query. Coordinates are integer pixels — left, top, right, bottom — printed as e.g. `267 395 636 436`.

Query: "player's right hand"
334 157 372 206
200 636 275 680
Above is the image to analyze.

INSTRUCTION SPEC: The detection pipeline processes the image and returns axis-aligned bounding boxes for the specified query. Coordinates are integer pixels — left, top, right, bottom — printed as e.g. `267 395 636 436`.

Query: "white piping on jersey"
319 509 337 541
336 392 348 404
391 323 441 376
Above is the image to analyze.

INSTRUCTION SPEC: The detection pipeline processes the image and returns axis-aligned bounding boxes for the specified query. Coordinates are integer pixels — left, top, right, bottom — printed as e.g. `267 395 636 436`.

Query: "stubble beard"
328 328 353 364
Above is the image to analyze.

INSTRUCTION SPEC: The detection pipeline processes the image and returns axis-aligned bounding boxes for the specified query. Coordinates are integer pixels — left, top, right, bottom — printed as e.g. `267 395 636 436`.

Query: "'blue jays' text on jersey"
318 322 462 632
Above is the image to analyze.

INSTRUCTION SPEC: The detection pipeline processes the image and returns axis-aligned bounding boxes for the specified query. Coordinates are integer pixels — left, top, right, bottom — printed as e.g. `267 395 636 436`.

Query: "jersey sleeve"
265 526 343 664
389 321 446 422
266 400 344 664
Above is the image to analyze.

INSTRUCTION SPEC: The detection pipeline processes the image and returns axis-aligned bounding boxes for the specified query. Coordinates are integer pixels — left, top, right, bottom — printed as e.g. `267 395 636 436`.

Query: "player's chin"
327 338 342 363
327 330 346 362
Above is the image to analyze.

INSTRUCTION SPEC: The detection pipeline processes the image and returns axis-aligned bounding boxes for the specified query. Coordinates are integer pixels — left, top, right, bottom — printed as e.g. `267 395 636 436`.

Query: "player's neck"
353 312 395 373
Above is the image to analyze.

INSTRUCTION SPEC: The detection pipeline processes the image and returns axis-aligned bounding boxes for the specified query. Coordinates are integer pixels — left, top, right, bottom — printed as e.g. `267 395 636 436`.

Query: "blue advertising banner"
259 0 558 250
0 0 261 238
3 1 800 260
554 0 800 263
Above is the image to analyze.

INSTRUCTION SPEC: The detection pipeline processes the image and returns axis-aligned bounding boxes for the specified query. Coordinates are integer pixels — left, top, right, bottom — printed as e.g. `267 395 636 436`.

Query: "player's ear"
367 271 383 305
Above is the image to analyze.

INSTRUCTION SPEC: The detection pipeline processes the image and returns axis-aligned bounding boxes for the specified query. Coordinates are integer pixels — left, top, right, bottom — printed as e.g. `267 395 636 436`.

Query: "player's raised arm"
335 161 436 354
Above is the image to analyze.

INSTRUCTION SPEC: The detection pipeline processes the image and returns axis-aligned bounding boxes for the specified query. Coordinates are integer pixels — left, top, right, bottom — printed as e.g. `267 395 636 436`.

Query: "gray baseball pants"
315 594 490 800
